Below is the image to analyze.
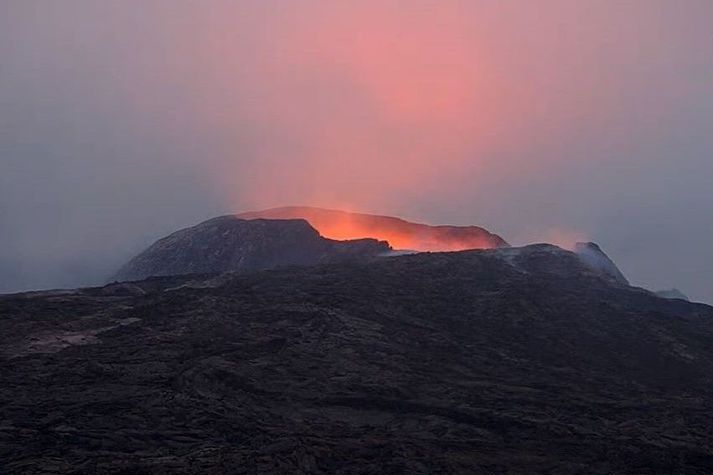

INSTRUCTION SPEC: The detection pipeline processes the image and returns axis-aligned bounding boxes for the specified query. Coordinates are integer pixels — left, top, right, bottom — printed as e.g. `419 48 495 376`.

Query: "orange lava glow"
238 207 506 252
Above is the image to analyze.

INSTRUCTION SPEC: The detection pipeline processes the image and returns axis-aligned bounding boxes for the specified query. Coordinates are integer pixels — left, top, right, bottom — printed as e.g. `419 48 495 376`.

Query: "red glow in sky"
199 1 510 210
3 1 713 300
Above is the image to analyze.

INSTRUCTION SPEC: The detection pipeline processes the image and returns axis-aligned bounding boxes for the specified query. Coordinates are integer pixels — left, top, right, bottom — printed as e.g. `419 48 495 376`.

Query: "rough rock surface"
113 217 390 282
237 206 509 251
2 246 713 473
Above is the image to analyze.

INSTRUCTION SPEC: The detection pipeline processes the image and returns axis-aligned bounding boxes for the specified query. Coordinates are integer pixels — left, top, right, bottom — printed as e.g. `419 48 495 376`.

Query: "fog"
1 1 712 302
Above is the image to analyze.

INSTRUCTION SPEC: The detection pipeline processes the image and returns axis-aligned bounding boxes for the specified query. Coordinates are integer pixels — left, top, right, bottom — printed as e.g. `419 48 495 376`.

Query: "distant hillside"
113 216 389 282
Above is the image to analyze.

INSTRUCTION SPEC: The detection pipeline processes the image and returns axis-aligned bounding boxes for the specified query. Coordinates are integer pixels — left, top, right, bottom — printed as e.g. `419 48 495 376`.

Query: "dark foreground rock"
2 246 713 474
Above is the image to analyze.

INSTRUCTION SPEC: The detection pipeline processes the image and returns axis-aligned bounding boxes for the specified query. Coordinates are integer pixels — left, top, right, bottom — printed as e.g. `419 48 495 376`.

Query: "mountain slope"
113 216 390 282
237 206 509 251
2 246 713 473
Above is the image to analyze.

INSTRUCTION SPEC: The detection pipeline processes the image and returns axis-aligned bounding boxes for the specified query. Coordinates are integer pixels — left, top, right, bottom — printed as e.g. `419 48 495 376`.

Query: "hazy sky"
1 1 712 302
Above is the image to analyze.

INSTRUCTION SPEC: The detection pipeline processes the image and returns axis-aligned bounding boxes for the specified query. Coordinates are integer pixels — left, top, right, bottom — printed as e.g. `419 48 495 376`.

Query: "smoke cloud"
1 1 712 302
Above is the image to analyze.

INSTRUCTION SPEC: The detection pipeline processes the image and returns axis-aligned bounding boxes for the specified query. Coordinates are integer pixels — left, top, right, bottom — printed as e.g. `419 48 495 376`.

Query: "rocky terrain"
237 206 509 251
113 217 390 282
2 245 713 473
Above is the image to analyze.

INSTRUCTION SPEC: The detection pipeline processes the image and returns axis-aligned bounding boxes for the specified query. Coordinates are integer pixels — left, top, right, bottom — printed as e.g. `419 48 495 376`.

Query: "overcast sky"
1 1 712 302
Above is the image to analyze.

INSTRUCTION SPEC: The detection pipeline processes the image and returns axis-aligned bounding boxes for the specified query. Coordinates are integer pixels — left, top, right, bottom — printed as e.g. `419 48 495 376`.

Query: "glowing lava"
237 207 508 252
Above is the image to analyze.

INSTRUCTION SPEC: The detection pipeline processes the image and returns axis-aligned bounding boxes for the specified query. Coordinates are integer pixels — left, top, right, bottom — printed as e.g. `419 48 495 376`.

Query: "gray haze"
1 1 712 302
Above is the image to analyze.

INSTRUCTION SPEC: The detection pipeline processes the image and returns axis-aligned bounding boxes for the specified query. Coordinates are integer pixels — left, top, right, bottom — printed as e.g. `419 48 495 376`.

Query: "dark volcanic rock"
113 216 390 282
237 206 509 251
2 247 713 473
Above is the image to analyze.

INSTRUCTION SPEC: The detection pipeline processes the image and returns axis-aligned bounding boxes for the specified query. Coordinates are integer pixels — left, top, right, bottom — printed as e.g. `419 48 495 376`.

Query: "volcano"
113 217 390 282
237 206 508 251
113 210 629 285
